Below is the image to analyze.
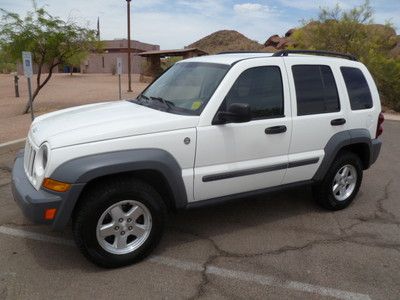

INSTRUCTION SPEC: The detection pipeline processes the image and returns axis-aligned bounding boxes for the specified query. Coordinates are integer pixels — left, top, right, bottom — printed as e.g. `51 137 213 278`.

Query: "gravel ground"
0 73 148 143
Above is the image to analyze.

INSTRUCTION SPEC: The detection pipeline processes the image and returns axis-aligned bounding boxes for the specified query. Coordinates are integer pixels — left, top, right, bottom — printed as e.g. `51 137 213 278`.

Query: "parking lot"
0 121 399 300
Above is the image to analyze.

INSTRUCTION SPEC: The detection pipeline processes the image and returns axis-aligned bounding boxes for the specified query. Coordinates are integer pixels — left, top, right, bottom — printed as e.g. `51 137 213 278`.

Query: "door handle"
265 125 287 134
331 118 346 126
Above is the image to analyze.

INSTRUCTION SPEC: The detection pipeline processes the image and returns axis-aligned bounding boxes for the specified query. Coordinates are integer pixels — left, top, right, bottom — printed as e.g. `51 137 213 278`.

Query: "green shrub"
290 1 400 111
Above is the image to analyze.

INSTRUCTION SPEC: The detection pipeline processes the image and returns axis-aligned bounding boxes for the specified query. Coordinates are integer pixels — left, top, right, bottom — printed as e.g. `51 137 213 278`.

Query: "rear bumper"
370 138 382 166
11 153 62 225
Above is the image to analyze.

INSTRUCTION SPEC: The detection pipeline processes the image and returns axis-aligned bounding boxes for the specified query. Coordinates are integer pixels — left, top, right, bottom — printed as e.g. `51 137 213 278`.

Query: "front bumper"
11 153 62 225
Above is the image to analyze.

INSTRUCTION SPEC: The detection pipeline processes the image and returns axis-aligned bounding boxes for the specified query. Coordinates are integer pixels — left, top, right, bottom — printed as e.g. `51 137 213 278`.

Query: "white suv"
12 50 383 267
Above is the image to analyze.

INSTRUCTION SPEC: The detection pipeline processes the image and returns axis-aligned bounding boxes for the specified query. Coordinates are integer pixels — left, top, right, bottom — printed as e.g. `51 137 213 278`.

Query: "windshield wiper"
137 94 149 101
149 96 174 111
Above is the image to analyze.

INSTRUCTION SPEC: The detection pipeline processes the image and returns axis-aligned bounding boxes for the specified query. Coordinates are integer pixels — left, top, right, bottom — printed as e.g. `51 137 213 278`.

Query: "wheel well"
338 143 370 169
74 170 176 214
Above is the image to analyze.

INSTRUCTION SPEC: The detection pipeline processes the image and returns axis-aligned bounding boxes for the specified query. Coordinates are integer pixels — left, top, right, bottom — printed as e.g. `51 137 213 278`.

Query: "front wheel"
73 178 166 268
313 152 363 210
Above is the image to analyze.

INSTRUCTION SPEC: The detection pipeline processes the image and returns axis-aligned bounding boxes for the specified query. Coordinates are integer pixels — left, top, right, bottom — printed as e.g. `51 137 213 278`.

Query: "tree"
0 46 16 73
290 1 400 111
0 2 101 113
65 51 89 76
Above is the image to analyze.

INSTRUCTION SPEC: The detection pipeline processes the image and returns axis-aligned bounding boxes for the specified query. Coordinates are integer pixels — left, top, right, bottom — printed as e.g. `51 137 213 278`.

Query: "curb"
0 138 26 155
384 113 400 122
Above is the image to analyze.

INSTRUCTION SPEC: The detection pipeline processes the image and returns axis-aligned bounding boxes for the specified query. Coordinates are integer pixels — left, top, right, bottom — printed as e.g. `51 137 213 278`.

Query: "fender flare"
50 148 188 230
312 129 374 182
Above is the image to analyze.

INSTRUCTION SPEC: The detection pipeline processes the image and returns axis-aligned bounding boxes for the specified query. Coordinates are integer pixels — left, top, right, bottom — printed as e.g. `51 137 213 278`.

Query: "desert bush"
290 1 400 111
0 47 16 73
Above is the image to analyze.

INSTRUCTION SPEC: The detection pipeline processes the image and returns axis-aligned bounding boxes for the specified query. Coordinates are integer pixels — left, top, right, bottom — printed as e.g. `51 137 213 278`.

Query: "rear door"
193 58 292 202
283 58 348 184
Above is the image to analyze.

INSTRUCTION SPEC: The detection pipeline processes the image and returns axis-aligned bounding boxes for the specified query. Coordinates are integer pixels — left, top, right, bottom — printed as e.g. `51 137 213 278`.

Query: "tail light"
376 112 384 138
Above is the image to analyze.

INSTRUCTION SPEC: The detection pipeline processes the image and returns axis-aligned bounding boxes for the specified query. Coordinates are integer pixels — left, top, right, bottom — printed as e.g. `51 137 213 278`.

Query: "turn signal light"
42 178 71 192
44 208 57 220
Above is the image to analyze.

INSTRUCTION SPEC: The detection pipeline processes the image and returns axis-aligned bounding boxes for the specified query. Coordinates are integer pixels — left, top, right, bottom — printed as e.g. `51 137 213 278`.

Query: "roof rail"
272 49 358 61
217 51 267 54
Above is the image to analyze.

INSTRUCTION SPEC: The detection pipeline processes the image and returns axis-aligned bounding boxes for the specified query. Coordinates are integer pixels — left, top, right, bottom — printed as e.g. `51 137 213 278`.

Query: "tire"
313 151 363 211
72 178 167 268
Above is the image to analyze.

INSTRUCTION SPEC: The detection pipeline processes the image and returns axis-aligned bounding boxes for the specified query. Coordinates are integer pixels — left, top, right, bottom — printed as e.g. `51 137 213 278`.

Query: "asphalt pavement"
0 121 399 300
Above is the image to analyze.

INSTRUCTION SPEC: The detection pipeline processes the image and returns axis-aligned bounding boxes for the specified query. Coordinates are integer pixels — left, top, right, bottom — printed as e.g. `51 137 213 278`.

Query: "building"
17 39 159 75
81 39 159 74
138 48 208 78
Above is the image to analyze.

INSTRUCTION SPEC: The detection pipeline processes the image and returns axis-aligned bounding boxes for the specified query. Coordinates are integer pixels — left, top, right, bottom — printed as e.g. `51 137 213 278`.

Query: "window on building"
102 56 105 68
341 67 373 110
292 65 340 116
224 66 284 119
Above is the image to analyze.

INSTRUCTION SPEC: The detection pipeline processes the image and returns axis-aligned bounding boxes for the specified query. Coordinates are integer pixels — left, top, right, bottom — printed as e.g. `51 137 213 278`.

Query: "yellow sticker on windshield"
191 101 202 110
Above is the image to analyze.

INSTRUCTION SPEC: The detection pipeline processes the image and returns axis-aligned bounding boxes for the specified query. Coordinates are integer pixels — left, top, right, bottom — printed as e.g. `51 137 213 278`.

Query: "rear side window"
224 66 284 119
341 67 373 110
292 65 340 116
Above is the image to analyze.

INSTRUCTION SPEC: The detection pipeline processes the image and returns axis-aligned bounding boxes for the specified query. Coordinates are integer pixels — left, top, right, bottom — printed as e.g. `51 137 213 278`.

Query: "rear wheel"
73 178 166 268
313 152 363 210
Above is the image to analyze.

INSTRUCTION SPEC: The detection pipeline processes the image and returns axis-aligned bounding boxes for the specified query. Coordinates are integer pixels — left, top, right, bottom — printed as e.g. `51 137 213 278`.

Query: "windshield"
138 62 230 115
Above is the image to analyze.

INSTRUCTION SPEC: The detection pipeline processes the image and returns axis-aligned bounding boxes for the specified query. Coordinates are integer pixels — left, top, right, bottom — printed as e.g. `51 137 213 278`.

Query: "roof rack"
217 51 267 54
272 49 358 61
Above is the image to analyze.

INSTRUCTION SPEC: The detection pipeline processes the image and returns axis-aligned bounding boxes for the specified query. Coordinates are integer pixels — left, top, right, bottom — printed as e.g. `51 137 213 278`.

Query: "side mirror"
214 103 252 124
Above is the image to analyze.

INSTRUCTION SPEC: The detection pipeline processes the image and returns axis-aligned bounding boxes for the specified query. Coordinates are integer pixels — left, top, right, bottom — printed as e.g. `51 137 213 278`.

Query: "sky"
0 0 399 49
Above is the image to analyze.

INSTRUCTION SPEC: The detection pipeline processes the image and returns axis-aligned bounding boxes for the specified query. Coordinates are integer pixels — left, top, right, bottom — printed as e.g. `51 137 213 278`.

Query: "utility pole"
126 0 132 92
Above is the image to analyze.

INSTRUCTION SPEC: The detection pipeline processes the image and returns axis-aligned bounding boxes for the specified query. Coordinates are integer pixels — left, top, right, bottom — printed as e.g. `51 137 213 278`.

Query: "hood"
29 101 199 148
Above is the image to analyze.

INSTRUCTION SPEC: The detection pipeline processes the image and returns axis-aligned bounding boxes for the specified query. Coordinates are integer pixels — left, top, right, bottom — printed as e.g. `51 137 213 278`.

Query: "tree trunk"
23 62 59 114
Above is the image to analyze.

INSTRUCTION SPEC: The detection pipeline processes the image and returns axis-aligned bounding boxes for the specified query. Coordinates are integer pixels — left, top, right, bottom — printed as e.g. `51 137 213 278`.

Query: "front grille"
24 139 37 179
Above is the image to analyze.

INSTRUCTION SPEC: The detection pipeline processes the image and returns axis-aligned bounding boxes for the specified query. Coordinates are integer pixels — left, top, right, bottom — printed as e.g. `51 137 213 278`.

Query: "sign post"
117 57 122 100
13 73 19 98
22 51 34 121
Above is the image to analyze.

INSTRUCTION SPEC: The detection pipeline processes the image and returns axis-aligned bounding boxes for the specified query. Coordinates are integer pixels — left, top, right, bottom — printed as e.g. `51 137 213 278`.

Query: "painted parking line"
0 226 74 246
0 225 370 300
0 138 26 149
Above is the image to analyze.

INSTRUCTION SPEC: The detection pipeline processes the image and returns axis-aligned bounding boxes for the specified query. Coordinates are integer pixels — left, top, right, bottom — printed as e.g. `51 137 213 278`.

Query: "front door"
193 59 292 202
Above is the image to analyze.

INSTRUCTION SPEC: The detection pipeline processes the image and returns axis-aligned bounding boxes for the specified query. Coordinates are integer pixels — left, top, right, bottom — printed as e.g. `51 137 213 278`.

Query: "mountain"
187 30 274 54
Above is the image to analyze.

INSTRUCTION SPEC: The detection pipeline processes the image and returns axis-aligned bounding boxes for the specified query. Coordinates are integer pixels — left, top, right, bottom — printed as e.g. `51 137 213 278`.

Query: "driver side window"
224 66 284 119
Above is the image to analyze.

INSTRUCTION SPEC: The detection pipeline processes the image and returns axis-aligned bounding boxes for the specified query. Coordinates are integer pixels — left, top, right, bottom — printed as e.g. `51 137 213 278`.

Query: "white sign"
116 57 122 75
22 51 33 78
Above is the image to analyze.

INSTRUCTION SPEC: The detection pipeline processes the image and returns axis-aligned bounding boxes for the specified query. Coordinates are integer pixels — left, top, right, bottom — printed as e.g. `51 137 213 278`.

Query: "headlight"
33 143 49 179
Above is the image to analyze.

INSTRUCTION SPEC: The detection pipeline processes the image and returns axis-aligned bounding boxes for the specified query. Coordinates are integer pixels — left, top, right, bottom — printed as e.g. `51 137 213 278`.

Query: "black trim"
186 180 313 209
203 163 287 182
202 158 319 182
288 157 319 168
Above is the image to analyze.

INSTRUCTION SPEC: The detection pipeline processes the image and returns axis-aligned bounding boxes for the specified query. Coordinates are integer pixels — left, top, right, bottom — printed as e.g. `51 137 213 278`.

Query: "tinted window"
224 66 284 119
341 67 373 110
292 65 340 116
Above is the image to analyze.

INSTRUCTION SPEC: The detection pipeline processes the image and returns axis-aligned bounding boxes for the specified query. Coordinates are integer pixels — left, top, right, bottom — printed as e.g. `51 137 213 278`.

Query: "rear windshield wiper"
149 96 174 111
